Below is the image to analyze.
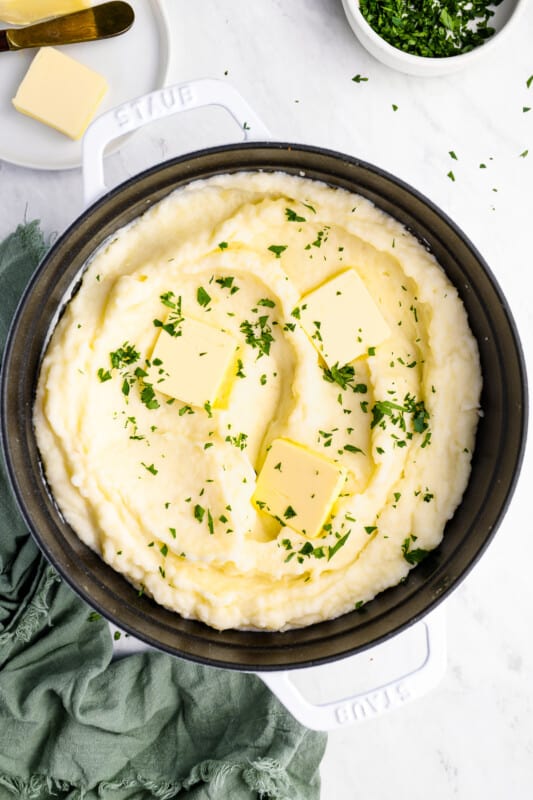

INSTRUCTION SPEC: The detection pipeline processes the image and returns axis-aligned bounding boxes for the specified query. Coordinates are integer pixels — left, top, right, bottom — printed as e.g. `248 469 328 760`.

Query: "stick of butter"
0 1 89 25
12 47 108 140
253 438 347 538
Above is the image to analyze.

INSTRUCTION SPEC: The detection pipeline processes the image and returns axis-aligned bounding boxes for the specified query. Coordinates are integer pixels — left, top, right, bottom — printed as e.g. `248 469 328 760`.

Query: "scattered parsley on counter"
527 75 533 89
449 150 458 160
447 170 456 182
352 74 368 83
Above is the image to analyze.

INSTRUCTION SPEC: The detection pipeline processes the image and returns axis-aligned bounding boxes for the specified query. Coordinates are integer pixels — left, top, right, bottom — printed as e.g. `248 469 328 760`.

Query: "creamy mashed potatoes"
34 172 481 631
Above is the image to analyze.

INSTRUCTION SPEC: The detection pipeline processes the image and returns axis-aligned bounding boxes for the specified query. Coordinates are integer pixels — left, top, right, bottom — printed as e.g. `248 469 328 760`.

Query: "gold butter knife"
0 1 134 52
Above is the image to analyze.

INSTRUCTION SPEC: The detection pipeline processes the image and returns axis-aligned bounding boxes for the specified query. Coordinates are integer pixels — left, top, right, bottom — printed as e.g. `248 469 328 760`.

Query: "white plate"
0 0 170 170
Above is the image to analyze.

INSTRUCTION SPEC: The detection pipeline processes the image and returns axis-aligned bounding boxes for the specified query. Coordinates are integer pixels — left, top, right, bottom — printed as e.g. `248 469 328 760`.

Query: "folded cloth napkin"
0 223 327 800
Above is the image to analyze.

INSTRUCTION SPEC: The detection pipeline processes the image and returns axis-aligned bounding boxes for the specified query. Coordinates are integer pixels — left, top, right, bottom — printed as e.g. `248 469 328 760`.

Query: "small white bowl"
341 0 525 76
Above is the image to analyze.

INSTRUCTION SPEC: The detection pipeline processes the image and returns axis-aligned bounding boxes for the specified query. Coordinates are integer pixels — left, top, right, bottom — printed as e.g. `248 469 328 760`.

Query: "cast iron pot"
0 115 527 673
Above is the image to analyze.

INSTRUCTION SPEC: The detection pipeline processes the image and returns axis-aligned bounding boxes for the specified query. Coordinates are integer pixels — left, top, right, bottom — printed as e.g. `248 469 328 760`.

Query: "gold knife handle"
5 1 134 51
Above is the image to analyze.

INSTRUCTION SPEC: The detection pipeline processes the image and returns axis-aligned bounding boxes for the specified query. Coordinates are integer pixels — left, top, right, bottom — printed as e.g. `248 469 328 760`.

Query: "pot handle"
82 78 271 207
256 606 446 731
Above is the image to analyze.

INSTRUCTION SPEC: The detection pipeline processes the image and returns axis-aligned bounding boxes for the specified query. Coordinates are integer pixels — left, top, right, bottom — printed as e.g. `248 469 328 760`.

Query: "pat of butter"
151 316 237 409
253 438 347 538
0 0 89 25
298 269 390 367
12 48 108 140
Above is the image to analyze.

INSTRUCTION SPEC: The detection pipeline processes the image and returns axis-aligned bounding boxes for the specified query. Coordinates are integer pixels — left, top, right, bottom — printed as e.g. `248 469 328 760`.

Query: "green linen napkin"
0 223 327 800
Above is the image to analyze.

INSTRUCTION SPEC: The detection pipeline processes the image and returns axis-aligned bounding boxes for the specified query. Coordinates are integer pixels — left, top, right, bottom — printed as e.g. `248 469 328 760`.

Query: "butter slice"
0 0 89 24
12 48 108 140
253 438 347 538
298 269 390 367
151 317 237 409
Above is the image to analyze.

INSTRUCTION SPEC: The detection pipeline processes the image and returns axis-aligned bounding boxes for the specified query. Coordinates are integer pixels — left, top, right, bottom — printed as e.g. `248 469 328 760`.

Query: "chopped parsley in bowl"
341 0 524 75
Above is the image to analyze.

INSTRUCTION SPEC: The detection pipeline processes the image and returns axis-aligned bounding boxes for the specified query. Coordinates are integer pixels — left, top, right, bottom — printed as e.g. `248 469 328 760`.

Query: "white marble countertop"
1 1 532 797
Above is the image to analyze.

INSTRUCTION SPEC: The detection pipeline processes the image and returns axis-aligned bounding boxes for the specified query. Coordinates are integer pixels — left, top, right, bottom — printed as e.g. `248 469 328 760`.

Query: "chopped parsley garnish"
285 207 306 222
196 286 211 307
240 315 274 358
352 74 368 83
207 510 214 535
327 531 351 561
321 362 367 393
87 612 102 622
178 404 194 416
371 394 430 439
194 504 205 523
97 368 112 382
140 383 159 410
236 359 246 378
218 241 229 250
268 244 288 258
141 462 158 475
447 170 456 182
169 527 176 538
257 297 276 308
110 343 140 370
215 275 239 294
204 401 213 418
154 292 184 337
160 543 168 556
225 432 248 450
283 505 297 519
402 535 430 565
